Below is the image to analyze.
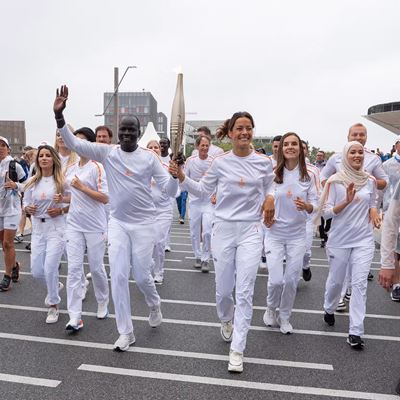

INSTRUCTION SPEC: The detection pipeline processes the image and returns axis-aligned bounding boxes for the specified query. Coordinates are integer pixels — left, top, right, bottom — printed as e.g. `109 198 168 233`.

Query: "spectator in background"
314 150 326 171
191 126 224 158
269 135 282 168
95 126 113 145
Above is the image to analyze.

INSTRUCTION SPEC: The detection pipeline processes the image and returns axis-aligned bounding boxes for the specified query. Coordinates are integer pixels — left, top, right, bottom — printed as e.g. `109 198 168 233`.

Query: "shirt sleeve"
151 154 179 197
59 124 111 164
262 160 275 197
371 157 389 184
181 158 218 197
369 179 378 209
307 173 319 211
322 183 337 220
380 182 400 269
320 155 337 182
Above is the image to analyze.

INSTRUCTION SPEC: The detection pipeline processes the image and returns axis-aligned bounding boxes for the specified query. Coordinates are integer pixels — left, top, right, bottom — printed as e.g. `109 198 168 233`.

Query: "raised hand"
53 85 69 117
346 182 356 204
71 175 85 191
263 195 275 227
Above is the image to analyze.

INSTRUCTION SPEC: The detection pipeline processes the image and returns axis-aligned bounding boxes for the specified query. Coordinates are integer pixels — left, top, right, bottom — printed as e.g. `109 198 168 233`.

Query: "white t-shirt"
59 125 179 225
268 156 277 169
181 150 274 222
382 155 400 211
321 149 388 183
185 155 214 204
266 165 319 240
65 161 108 233
0 156 26 217
23 176 66 220
160 154 171 164
323 178 377 248
191 144 224 158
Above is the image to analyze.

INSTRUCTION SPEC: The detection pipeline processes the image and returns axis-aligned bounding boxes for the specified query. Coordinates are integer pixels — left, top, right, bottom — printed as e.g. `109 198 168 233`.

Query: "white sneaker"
46 307 59 324
86 272 92 280
82 279 90 301
193 258 201 269
164 245 171 252
263 307 278 327
113 332 136 352
228 350 243 373
154 274 164 284
220 320 233 342
278 317 293 334
149 305 162 327
66 318 83 331
97 302 109 319
44 282 64 307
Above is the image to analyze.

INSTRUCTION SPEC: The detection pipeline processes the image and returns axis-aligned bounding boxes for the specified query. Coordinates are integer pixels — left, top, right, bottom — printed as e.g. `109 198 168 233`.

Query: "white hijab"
314 141 370 223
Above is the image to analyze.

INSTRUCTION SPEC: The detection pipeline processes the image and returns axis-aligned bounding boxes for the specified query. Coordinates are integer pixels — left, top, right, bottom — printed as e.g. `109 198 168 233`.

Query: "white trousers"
66 230 109 320
324 245 374 336
189 201 213 262
265 236 306 320
212 220 263 353
30 218 66 306
108 217 160 335
303 216 313 268
152 216 172 278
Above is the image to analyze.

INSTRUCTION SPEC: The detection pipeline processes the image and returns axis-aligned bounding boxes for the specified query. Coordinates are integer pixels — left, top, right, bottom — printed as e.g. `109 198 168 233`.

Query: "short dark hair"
317 150 325 156
160 137 170 146
95 125 113 138
197 126 211 137
195 135 211 147
273 135 282 142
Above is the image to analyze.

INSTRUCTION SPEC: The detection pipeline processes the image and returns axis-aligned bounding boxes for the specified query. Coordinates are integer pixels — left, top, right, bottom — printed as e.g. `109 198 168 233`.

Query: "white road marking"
0 372 61 388
77 364 399 400
1 304 399 342
0 332 331 371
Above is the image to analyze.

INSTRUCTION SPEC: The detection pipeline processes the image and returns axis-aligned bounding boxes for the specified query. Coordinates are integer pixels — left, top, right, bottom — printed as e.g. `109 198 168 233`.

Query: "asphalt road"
0 219 399 400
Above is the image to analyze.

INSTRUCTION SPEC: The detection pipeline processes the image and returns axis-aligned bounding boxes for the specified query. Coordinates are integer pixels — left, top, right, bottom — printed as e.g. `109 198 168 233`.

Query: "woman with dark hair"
171 111 275 373
23 144 69 324
263 132 318 334
185 135 214 272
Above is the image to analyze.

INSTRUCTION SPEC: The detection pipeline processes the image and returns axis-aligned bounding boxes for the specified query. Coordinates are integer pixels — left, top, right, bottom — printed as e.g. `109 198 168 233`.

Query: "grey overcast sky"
1 0 400 152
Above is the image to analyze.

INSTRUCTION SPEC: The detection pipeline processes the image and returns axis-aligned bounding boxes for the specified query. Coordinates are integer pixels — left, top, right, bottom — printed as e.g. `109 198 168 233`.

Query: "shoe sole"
114 340 135 352
228 363 243 373
280 328 293 334
46 317 59 324
97 311 109 320
0 286 11 292
201 269 210 273
220 329 233 342
347 339 364 349
390 295 400 302
336 305 346 312
66 324 83 332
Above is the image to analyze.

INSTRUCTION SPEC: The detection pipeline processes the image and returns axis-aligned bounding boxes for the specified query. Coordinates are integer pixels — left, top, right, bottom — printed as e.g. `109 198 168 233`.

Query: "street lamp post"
95 65 137 143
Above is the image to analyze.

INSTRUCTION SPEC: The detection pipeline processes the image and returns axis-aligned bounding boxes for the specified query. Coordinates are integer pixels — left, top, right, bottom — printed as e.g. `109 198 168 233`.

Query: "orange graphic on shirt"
124 169 134 177
286 189 293 198
40 192 47 200
354 195 360 203
239 177 245 187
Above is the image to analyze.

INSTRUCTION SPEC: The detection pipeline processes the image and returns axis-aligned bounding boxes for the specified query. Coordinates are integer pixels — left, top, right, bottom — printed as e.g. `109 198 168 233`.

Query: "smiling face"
348 125 367 147
228 117 254 150
0 141 8 161
38 148 54 171
197 137 210 159
96 129 112 144
147 141 161 156
118 117 140 152
347 144 364 170
282 134 300 162
159 138 170 156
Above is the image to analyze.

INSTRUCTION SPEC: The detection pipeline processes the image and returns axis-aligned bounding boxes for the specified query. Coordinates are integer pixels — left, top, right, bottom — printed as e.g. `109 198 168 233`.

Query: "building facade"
0 120 26 159
103 92 168 138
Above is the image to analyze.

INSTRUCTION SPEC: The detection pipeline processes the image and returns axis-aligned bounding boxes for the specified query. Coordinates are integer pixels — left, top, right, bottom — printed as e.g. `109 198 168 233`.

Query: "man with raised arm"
53 85 179 351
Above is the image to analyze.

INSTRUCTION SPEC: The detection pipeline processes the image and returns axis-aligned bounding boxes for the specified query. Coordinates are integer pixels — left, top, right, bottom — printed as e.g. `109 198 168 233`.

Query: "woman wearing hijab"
320 141 381 349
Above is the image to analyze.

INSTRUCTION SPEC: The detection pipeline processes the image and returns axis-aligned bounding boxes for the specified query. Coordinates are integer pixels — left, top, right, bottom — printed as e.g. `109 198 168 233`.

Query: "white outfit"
265 166 318 320
0 155 26 229
65 161 110 320
191 144 224 158
59 126 178 336
185 154 214 262
323 178 377 336
23 177 66 305
382 154 400 212
150 162 180 279
181 150 274 353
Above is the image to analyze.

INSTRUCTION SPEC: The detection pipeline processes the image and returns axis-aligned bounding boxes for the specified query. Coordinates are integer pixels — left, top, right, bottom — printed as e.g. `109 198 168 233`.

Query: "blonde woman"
23 144 68 324
55 126 78 172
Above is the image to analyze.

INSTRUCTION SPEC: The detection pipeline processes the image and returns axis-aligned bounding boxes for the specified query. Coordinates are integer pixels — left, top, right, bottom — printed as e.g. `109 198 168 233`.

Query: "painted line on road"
0 332 331 371
77 364 398 400
0 372 61 388
311 258 380 266
1 304 399 342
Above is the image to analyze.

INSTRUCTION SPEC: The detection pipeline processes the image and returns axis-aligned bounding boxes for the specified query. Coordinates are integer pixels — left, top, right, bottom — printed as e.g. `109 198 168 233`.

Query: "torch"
170 72 185 163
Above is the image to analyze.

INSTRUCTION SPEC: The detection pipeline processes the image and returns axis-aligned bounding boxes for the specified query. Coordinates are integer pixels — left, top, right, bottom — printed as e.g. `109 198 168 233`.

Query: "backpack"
8 160 27 183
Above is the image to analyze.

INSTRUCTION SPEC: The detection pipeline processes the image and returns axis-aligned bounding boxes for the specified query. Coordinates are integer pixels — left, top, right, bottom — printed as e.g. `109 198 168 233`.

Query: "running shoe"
302 268 312 282
263 307 278 327
344 288 352 302
154 274 164 284
148 305 162 327
367 272 374 281
0 275 11 292
14 234 23 243
164 245 171 252
201 261 210 273
179 218 184 224
11 261 20 283
336 298 346 311
65 318 83 332
86 272 92 280
97 302 109 319
320 240 326 248
193 258 201 269
113 332 136 352
278 318 293 334
46 307 59 324
220 321 233 342
390 284 400 302
228 350 243 373
347 334 364 349
324 312 335 326
25 242 31 251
